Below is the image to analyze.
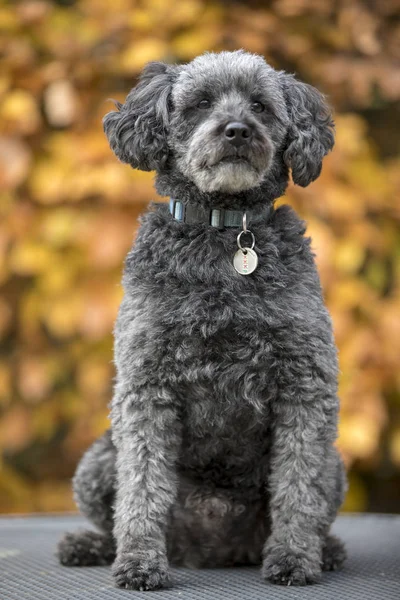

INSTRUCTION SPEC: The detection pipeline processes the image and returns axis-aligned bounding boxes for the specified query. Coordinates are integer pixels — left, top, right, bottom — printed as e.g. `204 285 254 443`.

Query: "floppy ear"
280 74 334 187
103 62 175 171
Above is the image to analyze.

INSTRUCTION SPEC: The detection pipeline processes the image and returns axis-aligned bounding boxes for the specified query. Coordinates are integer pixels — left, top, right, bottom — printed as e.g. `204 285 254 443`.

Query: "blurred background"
0 0 399 515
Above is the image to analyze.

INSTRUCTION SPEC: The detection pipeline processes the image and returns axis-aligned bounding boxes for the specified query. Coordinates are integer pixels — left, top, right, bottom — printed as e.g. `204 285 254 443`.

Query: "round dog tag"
233 248 258 275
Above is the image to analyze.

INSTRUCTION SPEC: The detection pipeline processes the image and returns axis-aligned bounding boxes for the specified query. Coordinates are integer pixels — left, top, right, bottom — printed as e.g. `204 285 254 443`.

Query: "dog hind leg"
57 430 116 566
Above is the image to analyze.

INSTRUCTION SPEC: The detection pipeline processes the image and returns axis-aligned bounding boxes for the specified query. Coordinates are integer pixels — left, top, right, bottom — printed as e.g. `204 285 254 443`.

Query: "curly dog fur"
57 50 347 590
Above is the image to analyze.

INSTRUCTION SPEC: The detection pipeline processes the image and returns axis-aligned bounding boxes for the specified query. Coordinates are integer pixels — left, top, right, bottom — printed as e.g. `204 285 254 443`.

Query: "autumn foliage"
0 0 399 514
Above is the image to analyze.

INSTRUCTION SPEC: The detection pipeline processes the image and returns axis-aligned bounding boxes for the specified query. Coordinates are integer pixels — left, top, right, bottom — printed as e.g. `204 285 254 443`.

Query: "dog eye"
198 99 211 109
251 101 264 113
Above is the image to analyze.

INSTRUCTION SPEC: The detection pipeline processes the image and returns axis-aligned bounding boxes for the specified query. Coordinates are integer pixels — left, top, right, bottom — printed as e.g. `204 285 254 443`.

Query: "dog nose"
224 122 252 147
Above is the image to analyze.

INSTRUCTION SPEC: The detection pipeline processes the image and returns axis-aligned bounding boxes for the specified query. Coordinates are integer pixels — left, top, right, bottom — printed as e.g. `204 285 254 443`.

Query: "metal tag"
233 248 258 275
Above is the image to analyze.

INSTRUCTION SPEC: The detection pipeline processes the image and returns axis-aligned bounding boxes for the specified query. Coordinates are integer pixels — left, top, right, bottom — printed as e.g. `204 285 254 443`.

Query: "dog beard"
194 160 264 193
177 120 273 194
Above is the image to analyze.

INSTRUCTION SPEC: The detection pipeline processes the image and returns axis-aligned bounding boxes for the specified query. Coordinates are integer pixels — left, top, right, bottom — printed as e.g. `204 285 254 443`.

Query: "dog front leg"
111 386 181 590
262 389 339 586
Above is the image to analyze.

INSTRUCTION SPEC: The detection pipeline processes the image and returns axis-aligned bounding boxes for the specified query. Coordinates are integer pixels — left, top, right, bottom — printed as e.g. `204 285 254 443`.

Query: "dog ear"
280 74 334 187
103 62 175 171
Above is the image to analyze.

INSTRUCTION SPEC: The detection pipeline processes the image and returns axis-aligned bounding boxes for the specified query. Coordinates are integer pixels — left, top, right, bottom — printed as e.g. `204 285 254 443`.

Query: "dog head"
104 50 334 194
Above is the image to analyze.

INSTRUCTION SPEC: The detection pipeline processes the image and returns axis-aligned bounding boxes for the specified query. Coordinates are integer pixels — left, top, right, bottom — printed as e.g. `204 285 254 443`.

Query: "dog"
57 50 347 590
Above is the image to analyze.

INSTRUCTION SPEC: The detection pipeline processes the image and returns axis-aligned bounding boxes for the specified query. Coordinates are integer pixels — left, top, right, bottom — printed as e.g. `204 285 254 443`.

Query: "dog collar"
169 199 247 229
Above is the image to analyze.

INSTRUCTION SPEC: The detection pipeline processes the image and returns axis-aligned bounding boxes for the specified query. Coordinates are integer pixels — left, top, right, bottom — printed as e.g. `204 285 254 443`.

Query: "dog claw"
262 543 322 586
112 551 171 591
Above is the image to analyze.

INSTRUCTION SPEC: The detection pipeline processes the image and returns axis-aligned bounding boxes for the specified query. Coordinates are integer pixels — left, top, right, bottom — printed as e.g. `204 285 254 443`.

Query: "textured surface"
0 514 399 600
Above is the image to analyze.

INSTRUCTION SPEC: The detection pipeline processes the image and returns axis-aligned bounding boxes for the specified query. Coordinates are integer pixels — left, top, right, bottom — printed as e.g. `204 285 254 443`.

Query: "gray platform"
0 514 399 600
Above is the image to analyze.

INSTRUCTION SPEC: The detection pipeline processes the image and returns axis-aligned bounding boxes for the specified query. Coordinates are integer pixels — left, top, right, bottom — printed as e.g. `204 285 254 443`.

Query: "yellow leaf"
120 39 168 73
172 27 221 60
168 1 203 28
334 240 365 274
0 8 19 31
9 241 55 275
0 90 41 134
41 293 83 338
40 209 76 246
127 9 156 32
29 160 70 204
339 415 381 460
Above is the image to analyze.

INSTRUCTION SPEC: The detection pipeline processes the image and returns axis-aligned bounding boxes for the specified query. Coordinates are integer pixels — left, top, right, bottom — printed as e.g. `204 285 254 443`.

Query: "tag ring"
237 230 255 251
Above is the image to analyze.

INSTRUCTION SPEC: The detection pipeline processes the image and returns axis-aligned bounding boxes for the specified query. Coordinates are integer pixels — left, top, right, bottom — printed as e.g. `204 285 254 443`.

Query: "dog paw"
261 543 322 586
57 530 115 566
322 534 346 571
112 551 171 591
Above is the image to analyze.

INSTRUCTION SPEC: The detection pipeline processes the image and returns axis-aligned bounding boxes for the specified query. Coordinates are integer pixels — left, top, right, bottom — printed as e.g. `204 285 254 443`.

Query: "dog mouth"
201 154 255 172
218 156 250 164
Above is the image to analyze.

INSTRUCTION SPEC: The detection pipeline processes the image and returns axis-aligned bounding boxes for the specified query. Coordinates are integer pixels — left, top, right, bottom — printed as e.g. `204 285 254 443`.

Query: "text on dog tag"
233 248 258 275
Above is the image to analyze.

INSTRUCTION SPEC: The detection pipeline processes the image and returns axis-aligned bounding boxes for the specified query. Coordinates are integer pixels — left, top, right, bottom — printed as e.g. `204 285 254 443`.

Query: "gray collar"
169 199 248 229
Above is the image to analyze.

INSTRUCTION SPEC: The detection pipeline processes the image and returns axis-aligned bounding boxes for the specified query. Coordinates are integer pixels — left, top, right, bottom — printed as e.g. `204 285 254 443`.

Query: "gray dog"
58 50 347 590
